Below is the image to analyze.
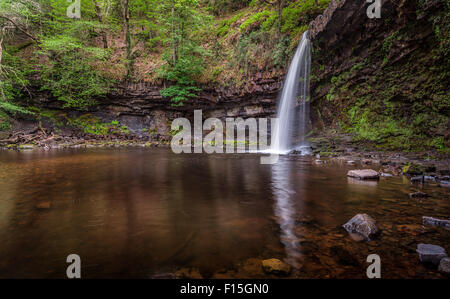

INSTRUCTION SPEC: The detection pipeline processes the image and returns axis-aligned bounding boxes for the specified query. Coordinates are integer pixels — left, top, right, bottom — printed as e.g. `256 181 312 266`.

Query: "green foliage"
158 0 211 106
39 35 112 109
281 0 329 35
240 10 271 31
67 115 130 135
203 0 251 15
272 36 290 68
0 111 11 131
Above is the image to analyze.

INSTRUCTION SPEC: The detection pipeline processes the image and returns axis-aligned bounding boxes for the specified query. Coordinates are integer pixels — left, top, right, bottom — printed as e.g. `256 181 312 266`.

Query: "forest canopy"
0 0 326 110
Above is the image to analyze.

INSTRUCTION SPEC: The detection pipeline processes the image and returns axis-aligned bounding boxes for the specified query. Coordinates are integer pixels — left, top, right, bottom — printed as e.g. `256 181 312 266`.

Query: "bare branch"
0 15 37 41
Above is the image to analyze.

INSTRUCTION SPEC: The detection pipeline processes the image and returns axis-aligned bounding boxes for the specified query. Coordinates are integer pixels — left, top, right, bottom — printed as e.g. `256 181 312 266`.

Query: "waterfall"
271 31 311 154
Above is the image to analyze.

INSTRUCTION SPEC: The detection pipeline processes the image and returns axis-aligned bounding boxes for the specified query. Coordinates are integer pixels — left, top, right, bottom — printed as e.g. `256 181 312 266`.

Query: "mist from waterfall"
271 31 311 154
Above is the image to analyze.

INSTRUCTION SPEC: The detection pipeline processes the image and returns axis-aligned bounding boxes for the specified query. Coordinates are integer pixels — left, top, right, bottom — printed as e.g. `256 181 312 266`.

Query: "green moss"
0 111 11 131
240 11 271 31
67 115 130 136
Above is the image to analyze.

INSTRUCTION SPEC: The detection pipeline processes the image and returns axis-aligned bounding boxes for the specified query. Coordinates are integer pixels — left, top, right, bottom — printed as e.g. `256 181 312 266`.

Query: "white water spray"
271 31 311 154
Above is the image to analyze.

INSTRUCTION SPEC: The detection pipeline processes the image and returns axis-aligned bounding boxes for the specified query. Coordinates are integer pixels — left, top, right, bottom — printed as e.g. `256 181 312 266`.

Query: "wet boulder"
347 169 379 180
343 214 379 240
438 258 450 274
439 180 450 187
261 259 291 276
409 191 428 198
35 201 51 210
422 216 450 228
416 244 447 266
380 172 393 177
410 176 424 184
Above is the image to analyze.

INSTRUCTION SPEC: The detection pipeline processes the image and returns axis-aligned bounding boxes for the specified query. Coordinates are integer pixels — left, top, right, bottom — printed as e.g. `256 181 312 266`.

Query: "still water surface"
0 148 448 278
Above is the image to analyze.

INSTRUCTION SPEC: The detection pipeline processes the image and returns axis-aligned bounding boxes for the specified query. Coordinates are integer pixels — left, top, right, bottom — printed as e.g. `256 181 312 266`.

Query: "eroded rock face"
261 259 291 276
26 77 281 139
347 169 379 180
308 0 448 147
343 213 379 240
416 243 447 266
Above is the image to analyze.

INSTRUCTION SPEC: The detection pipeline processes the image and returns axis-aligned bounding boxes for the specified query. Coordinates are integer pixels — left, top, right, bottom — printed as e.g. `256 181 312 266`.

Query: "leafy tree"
0 0 40 115
38 0 113 109
157 0 211 106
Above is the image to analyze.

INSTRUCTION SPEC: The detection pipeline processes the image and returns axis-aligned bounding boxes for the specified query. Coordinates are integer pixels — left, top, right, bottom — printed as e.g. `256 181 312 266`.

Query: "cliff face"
14 0 448 151
98 76 282 136
28 74 282 138
308 0 449 151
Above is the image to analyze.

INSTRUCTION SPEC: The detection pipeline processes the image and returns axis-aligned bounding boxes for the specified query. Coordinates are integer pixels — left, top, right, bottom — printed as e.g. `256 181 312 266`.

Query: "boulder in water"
347 169 379 180
410 176 424 184
422 216 450 228
416 244 447 266
438 257 450 274
261 259 291 276
343 214 378 240
409 191 428 198
35 201 51 210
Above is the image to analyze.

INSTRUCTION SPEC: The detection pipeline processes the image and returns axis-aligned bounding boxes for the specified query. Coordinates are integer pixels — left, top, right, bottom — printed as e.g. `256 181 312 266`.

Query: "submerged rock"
347 169 379 180
423 175 436 182
361 159 372 165
416 244 447 266
438 258 450 274
439 180 450 187
261 259 291 276
35 202 51 210
409 191 428 198
343 214 378 240
330 246 360 266
410 176 424 184
422 216 450 228
175 268 203 279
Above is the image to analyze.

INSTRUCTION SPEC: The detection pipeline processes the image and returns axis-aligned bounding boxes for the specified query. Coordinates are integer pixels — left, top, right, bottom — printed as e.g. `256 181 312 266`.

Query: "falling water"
271 31 311 154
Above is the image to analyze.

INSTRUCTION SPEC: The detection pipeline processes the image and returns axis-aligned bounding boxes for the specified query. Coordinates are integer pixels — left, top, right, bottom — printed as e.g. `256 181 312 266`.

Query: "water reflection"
270 157 303 268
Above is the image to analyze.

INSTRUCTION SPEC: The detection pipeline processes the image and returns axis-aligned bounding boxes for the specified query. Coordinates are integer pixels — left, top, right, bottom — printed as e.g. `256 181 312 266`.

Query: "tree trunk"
93 0 108 49
171 1 177 66
122 0 133 79
277 0 283 38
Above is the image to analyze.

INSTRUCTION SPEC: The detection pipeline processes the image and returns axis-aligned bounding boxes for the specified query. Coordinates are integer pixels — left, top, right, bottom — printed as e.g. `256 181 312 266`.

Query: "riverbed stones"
261 259 291 276
35 201 51 210
416 244 447 266
409 191 428 198
346 160 356 165
422 216 450 228
440 180 450 187
342 214 379 240
362 159 372 165
347 169 379 180
175 267 203 279
410 176 424 184
438 258 450 274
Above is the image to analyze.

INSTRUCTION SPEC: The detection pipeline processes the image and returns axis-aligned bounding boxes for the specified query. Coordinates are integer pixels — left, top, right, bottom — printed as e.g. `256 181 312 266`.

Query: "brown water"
0 148 448 278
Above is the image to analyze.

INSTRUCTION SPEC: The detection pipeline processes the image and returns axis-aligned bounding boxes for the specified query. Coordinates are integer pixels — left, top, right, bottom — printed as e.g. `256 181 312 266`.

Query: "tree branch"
0 15 37 41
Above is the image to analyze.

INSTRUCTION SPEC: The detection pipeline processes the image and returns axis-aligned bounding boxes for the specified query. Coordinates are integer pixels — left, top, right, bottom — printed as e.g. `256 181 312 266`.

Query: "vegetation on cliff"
0 0 448 154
